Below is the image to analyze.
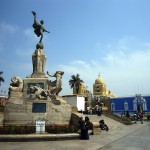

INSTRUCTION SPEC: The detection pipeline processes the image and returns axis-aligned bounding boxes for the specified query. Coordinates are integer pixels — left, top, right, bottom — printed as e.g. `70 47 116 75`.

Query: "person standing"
95 104 100 115
98 106 102 116
139 113 144 124
133 113 137 124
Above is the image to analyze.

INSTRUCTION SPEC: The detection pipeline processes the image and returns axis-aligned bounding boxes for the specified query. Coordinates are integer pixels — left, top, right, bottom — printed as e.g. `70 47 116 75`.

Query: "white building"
62 95 85 111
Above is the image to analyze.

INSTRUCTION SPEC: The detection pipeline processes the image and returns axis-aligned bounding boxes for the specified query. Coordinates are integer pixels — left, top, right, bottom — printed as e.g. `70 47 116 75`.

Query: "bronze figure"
32 11 50 43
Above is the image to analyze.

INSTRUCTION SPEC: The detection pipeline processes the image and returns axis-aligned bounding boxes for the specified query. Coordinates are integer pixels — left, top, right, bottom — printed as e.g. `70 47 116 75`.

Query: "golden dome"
95 74 105 84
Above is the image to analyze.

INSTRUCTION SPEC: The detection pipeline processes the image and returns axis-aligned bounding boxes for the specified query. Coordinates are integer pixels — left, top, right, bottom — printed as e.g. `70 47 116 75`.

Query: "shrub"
45 125 79 134
0 125 35 134
0 125 78 134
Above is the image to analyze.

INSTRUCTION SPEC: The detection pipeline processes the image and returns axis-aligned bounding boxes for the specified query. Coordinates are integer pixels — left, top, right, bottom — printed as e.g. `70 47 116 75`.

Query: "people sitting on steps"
99 119 109 131
78 117 89 140
85 116 94 135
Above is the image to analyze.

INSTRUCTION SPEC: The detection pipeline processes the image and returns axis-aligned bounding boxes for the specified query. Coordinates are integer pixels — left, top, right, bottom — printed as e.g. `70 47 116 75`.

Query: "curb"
0 133 80 142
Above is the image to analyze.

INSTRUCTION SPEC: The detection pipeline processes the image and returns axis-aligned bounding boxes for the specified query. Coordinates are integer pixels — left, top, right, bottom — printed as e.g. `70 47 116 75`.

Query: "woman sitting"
99 119 109 131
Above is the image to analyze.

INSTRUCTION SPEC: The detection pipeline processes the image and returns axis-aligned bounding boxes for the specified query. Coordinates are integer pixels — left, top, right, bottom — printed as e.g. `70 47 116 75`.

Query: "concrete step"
86 114 125 130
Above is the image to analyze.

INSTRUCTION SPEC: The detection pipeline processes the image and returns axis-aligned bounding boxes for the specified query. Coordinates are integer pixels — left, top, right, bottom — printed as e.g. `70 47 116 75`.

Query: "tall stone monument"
4 11 75 126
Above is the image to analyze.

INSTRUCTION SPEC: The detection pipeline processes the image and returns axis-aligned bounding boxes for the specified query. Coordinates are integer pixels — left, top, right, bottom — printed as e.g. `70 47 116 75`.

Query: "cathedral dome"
95 74 105 84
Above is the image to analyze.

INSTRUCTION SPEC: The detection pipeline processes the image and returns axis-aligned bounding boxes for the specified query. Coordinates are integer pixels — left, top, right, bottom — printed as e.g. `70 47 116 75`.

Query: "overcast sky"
0 0 150 97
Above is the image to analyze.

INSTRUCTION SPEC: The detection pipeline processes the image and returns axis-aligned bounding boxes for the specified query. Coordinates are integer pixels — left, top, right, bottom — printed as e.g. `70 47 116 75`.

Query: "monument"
4 11 78 126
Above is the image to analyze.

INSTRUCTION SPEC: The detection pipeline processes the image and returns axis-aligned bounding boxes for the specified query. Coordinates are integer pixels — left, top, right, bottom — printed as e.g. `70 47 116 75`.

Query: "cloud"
59 60 101 96
46 36 150 96
59 48 150 96
0 22 18 34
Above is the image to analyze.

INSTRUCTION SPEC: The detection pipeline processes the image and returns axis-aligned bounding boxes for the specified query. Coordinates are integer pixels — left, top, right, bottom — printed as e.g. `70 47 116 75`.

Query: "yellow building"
72 74 116 98
73 82 90 96
93 74 116 99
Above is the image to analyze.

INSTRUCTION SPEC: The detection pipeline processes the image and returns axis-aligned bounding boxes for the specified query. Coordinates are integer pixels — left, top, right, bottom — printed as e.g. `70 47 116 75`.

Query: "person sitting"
85 116 94 135
78 117 89 140
139 113 144 124
126 110 130 118
147 113 150 122
99 119 109 131
121 112 125 117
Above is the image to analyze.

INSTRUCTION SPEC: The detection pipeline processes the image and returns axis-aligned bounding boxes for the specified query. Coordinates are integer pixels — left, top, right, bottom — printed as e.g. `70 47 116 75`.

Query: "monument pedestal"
4 76 72 125
4 95 72 125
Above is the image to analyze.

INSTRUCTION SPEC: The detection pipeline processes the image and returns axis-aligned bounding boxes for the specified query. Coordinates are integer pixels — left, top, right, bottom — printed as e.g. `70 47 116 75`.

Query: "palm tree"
0 71 5 86
69 74 84 94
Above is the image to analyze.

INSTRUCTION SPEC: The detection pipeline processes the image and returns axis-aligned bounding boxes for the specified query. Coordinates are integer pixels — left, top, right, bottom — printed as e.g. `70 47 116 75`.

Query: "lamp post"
135 94 144 113
124 101 128 113
111 101 115 113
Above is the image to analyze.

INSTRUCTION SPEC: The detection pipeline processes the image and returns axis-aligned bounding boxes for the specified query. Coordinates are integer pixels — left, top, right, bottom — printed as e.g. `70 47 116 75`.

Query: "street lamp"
124 101 128 111
111 101 115 113
134 94 146 113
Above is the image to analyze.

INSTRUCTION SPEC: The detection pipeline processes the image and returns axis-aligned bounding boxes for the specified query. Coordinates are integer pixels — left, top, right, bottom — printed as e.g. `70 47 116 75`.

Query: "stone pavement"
98 123 150 150
0 115 149 150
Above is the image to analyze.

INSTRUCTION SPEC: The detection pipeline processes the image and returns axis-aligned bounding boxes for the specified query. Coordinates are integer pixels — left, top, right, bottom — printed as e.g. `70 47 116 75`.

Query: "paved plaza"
98 123 150 150
0 115 150 150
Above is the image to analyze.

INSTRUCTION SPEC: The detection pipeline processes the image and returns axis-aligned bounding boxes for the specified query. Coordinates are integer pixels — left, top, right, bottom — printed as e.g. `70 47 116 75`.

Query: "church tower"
93 73 107 98
93 73 116 100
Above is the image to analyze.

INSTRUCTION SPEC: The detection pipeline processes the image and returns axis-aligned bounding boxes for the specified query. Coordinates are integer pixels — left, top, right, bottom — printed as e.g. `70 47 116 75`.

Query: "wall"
110 95 150 113
63 95 85 111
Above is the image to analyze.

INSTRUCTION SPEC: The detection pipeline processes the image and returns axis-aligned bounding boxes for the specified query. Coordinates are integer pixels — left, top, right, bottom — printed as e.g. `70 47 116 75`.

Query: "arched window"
111 102 115 112
133 98 137 111
124 101 128 111
142 98 147 111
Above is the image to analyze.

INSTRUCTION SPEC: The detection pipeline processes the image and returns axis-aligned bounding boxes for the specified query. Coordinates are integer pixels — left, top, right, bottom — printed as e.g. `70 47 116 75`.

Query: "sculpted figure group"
47 71 64 95
9 70 64 101
29 71 64 100
29 85 49 100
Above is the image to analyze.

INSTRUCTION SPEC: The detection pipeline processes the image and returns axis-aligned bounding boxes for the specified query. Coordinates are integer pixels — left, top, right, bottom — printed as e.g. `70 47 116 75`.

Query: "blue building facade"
110 94 150 113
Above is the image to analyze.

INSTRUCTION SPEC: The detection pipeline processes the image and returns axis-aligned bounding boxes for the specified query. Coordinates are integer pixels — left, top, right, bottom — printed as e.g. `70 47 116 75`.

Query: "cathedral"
72 73 116 99
93 74 116 99
72 74 150 113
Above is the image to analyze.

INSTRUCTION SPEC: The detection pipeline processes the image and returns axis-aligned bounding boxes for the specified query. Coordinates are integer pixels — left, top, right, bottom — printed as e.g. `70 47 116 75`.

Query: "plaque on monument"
32 103 46 113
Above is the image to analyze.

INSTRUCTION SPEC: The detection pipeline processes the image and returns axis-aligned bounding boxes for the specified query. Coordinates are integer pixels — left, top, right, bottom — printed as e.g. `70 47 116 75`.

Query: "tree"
0 71 5 86
69 74 84 94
